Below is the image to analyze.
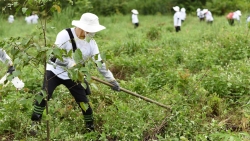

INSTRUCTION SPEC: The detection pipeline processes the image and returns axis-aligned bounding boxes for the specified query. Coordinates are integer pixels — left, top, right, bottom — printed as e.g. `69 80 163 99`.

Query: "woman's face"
77 28 85 39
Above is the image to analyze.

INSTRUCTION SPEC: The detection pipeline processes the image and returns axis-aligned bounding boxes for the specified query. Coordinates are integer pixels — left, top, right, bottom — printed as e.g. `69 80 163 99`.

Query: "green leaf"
106 54 111 60
80 67 88 72
73 49 83 63
96 61 102 68
45 114 52 121
100 53 106 61
67 49 73 57
94 54 98 60
21 38 32 46
78 71 84 82
22 8 28 14
35 94 44 104
53 48 63 60
79 102 89 112
13 2 19 7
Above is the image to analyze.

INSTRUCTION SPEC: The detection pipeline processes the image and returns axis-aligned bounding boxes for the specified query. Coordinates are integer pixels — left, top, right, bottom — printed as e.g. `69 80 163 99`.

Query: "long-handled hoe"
91 76 171 110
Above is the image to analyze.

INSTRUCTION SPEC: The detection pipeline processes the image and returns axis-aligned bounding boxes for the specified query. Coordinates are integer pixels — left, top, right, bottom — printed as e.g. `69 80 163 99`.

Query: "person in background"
25 12 39 24
131 9 139 28
197 8 200 19
197 8 205 22
203 9 214 25
173 6 182 32
180 8 186 22
246 15 250 24
29 12 120 135
227 10 241 26
30 12 39 24
0 49 15 75
8 15 14 23
25 16 32 24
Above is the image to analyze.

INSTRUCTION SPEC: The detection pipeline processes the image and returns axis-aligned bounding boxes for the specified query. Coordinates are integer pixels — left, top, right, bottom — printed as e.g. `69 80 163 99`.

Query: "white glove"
11 77 25 90
0 73 25 90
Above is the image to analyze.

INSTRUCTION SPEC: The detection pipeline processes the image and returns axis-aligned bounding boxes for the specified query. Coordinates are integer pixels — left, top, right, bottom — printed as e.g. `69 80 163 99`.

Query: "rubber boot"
29 104 44 136
85 121 95 132
29 121 39 136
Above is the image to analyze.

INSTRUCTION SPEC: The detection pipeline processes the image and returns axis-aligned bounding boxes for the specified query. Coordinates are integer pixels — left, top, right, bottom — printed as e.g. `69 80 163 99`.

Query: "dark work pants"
228 19 234 26
134 23 139 28
31 70 93 122
175 26 181 32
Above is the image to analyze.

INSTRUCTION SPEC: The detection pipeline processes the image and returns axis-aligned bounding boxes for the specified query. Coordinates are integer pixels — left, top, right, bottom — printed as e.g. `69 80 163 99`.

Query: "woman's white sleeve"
90 40 115 81
94 54 115 82
0 49 12 65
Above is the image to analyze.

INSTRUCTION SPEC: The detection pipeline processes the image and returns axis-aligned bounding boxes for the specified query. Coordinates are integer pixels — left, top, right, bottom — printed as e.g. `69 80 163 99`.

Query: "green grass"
0 12 250 140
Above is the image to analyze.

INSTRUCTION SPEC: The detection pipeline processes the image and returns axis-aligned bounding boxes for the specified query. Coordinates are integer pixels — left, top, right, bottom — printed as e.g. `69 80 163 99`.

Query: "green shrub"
146 27 161 41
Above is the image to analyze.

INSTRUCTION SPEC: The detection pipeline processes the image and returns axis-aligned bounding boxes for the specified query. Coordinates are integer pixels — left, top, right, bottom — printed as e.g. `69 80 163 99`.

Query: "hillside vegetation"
0 10 250 140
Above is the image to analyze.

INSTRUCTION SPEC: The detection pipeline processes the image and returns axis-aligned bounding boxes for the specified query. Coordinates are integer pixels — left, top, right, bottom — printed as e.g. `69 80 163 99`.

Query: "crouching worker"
30 13 120 134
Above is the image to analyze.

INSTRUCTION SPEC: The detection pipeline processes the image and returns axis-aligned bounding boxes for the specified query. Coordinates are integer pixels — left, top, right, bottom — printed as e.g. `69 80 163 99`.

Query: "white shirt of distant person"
25 14 39 24
8 14 39 24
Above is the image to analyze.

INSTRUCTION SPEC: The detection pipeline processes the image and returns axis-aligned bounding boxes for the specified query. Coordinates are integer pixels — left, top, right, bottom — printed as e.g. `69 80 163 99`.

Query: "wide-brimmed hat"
72 13 106 33
173 6 180 12
131 9 139 14
202 9 208 14
181 8 186 12
236 10 242 16
197 8 201 12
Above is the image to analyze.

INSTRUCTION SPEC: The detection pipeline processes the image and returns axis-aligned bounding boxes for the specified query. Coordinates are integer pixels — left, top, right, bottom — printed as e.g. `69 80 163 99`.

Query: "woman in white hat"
203 9 214 24
232 10 242 24
131 9 139 28
180 8 186 22
246 15 250 24
197 8 205 22
173 6 182 32
227 10 242 26
8 15 14 23
29 13 120 134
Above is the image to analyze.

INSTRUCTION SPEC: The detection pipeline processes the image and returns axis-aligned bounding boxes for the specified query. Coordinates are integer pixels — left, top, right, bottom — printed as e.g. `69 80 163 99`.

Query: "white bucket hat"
202 9 208 14
181 8 186 12
197 8 201 12
72 13 106 33
236 10 241 16
131 9 139 14
173 6 180 12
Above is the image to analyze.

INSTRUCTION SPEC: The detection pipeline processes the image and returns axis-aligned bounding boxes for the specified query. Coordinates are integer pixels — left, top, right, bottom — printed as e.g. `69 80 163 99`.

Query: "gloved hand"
109 80 120 91
7 66 15 74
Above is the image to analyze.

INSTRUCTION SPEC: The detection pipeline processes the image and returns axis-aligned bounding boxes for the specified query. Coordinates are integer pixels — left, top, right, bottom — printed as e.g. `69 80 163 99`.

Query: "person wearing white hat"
227 10 242 26
203 9 214 24
180 8 186 22
29 13 120 134
197 8 201 17
197 8 205 22
232 10 241 23
8 15 14 23
25 16 32 24
173 6 182 32
30 12 39 24
246 15 250 24
131 9 139 28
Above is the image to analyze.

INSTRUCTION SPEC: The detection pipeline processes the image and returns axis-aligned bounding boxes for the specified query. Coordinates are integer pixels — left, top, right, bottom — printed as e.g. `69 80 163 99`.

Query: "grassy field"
0 12 250 140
